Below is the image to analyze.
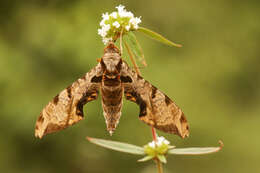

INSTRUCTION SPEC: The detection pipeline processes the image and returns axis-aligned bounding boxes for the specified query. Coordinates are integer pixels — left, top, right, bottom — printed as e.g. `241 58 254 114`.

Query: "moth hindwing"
35 42 189 139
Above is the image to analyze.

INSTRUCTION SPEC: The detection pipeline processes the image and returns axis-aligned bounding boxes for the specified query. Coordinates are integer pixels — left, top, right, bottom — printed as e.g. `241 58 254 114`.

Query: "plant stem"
155 158 163 173
125 40 162 173
124 41 141 75
151 127 157 141
120 28 123 55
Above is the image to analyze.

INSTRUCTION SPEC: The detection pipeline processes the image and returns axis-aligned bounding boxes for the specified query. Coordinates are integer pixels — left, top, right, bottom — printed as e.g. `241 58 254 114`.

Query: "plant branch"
125 40 161 173
151 127 157 141
155 158 163 173
120 28 123 55
124 41 141 75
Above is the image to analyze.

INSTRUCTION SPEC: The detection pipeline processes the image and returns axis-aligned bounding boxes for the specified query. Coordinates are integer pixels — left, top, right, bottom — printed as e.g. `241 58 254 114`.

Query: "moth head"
102 42 122 74
104 42 120 54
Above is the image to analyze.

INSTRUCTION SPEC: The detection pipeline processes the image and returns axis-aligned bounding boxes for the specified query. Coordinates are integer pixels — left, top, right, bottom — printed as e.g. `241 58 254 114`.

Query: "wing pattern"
121 62 189 138
35 64 102 138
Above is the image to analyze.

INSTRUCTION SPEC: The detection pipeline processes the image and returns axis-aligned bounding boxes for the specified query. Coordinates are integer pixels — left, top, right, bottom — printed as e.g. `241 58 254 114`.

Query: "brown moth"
35 42 189 139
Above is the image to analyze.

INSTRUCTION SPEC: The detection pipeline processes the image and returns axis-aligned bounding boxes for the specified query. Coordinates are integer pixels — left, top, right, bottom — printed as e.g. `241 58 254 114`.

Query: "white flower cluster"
148 136 170 148
98 5 142 44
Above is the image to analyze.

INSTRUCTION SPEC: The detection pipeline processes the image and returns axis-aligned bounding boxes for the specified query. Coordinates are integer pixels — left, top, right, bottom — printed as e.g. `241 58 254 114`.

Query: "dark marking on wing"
67 85 72 98
116 59 123 72
53 94 59 105
151 86 157 99
76 90 98 117
165 95 172 106
138 100 147 117
137 75 143 80
91 76 102 83
80 75 86 80
120 76 132 83
76 95 87 117
37 114 44 123
125 90 147 117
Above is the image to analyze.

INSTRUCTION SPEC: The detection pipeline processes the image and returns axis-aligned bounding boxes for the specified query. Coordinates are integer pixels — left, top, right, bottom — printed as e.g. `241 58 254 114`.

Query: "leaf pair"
87 137 223 163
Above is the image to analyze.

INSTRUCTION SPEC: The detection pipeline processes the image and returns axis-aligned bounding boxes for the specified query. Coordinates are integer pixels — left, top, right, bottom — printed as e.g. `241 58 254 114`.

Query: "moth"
35 42 189 139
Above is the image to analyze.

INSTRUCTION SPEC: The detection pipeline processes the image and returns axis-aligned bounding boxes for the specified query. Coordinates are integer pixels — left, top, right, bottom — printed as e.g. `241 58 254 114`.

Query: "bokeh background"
0 0 259 173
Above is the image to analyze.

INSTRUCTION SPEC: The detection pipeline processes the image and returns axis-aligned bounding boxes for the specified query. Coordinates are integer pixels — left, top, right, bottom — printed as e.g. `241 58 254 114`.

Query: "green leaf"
87 137 145 155
138 155 154 162
168 141 223 155
137 27 182 48
157 155 167 164
168 146 222 155
124 32 147 66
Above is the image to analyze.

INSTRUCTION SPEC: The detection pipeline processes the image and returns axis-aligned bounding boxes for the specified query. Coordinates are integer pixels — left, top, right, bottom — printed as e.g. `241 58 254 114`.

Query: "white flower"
130 17 141 29
112 21 120 28
116 5 125 13
102 12 109 21
98 28 106 37
110 12 117 19
102 37 112 44
157 136 170 145
147 136 170 148
98 5 141 44
148 141 156 148
125 25 131 31
100 20 105 27
98 24 110 37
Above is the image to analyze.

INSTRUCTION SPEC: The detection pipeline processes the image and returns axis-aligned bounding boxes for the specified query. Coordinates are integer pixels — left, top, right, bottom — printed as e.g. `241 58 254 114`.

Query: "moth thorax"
102 53 121 73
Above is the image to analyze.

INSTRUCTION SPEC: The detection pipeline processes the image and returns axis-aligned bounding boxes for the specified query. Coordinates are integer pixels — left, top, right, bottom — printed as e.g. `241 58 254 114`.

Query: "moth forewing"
35 65 102 139
35 42 189 139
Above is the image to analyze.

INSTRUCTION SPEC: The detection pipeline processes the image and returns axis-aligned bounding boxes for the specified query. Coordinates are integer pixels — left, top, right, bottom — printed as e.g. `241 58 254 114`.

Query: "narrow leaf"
138 155 154 162
168 141 223 155
87 137 145 155
168 147 221 155
157 155 167 164
125 32 147 66
137 27 182 47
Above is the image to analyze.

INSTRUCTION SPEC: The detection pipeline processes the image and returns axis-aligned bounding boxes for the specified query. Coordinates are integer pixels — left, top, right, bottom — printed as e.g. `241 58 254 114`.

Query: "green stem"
151 127 157 141
156 158 163 173
125 38 162 173
124 41 141 75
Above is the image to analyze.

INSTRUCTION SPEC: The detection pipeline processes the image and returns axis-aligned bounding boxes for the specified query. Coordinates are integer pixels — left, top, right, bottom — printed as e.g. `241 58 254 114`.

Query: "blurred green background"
0 0 259 172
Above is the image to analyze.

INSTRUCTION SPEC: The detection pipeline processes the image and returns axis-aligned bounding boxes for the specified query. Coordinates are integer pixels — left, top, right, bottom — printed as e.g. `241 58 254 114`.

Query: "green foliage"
87 137 145 155
137 27 182 47
87 137 222 164
168 146 221 155
124 32 146 66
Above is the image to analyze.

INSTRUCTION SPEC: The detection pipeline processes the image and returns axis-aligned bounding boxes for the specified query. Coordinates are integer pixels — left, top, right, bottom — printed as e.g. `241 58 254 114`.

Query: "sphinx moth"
35 42 189 139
